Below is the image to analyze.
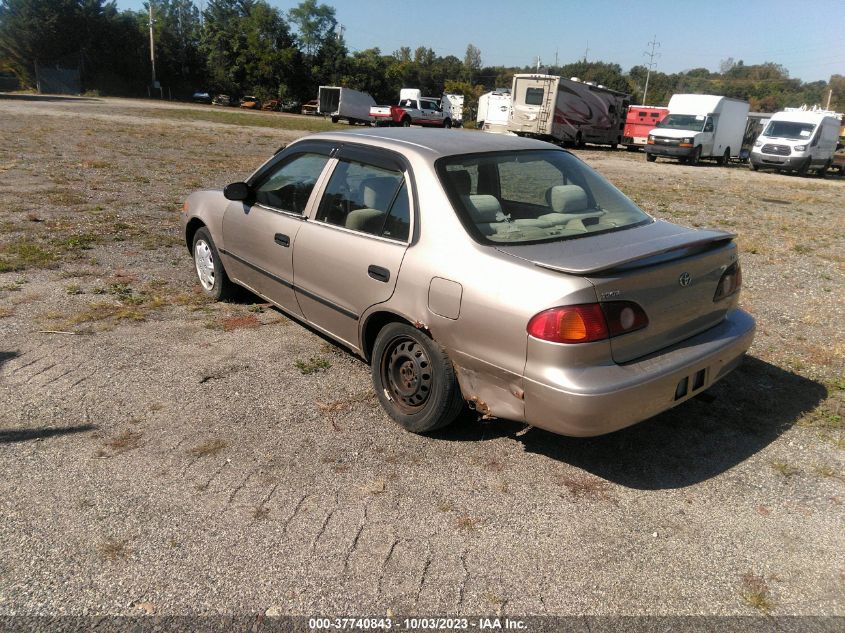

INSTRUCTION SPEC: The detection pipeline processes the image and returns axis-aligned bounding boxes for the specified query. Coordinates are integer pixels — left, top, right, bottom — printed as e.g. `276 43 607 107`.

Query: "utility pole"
583 41 589 63
825 88 833 110
536 56 541 72
554 47 558 69
642 35 660 105
148 2 158 95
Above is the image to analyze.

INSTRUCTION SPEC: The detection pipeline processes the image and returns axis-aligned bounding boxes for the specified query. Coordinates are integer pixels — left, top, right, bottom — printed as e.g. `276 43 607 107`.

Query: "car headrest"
464 194 502 223
360 177 398 211
446 169 472 196
547 185 589 213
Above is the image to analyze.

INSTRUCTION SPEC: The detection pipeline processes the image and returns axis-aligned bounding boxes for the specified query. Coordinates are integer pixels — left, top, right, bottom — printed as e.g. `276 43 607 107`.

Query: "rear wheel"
646 153 657 162
717 148 730 166
443 118 452 129
818 160 830 177
401 116 411 127
331 115 339 124
574 132 584 148
192 227 235 301
371 323 464 433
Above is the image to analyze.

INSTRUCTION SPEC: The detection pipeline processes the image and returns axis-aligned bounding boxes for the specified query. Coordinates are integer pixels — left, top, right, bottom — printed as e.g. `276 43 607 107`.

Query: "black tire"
818 160 830 177
192 227 235 301
625 146 639 152
750 162 759 171
401 116 411 127
610 142 618 150
717 148 730 166
574 132 584 148
797 157 810 177
443 118 452 129
331 115 339 124
688 146 702 166
646 153 657 162
371 323 464 433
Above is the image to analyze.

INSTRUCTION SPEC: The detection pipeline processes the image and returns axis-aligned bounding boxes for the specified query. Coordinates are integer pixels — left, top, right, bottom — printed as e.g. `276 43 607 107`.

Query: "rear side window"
315 160 409 241
253 153 329 214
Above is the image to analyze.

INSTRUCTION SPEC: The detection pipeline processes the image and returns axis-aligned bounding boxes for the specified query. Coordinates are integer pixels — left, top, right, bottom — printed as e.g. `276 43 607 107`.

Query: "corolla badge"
678 272 692 287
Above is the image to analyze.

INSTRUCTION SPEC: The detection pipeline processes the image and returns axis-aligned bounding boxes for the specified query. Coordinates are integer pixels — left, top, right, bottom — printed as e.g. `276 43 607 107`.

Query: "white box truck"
645 94 749 165
317 86 376 124
750 107 842 176
477 90 512 134
508 74 630 147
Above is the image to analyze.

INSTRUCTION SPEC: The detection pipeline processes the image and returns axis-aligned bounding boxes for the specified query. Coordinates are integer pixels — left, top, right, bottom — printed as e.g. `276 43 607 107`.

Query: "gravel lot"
0 95 843 619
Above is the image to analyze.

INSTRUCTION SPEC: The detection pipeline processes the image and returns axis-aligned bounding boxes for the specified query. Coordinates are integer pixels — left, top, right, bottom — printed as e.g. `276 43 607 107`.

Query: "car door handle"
274 233 290 247
367 265 390 283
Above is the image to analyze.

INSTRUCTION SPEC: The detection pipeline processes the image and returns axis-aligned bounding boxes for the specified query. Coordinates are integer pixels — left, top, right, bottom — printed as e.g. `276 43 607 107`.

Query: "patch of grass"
136 106 340 132
813 464 837 478
0 240 56 272
220 314 261 331
54 233 100 253
103 430 143 455
770 461 800 478
82 159 112 169
50 301 146 328
187 439 227 458
791 244 812 254
295 356 332 375
740 573 775 613
47 188 87 206
455 515 480 531
66 284 83 295
558 473 614 502
0 279 26 292
251 505 270 520
99 538 130 561
437 500 455 512
0 306 13 318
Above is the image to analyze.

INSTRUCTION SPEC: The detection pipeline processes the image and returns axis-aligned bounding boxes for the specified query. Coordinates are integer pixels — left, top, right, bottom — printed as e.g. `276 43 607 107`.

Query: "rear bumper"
644 144 693 158
523 309 756 437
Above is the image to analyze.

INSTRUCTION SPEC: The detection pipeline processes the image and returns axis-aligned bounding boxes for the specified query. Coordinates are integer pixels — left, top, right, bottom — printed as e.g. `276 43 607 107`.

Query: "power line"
641 35 660 104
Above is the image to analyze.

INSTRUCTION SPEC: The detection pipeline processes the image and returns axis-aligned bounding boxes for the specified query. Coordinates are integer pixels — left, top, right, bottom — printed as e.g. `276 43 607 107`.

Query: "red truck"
622 106 669 150
370 88 453 128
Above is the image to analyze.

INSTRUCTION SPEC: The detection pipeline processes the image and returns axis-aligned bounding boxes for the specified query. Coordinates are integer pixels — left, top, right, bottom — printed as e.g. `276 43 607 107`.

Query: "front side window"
315 159 410 241
438 150 651 245
253 153 329 214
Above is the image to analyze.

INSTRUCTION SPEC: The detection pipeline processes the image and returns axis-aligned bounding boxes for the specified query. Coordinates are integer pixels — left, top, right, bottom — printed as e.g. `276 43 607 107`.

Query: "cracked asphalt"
0 95 843 619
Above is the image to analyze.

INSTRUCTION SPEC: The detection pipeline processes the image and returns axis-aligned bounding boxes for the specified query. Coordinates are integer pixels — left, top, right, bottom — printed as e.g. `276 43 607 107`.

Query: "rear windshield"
436 150 652 245
762 121 816 140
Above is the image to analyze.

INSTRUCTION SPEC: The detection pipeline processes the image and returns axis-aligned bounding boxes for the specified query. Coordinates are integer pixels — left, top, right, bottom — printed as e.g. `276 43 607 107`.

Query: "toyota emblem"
679 272 692 287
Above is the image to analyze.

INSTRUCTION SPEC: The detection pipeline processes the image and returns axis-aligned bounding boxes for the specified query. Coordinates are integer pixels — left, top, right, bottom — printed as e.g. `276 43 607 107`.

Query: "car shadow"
435 356 827 490
0 424 97 444
0 350 20 369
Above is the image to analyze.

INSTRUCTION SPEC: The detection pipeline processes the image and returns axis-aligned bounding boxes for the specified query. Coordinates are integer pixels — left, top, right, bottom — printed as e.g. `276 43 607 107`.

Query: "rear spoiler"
495 221 736 276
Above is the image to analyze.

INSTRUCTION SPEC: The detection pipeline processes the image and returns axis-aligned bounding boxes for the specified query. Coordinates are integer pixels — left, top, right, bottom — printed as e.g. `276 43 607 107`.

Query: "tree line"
0 0 842 114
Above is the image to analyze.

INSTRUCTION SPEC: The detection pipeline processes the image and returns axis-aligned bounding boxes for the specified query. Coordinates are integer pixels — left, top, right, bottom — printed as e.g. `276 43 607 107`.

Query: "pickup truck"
370 90 452 128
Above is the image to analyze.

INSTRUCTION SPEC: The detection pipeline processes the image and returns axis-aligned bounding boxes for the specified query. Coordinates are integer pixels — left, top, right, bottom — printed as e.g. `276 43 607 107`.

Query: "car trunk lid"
496 220 738 363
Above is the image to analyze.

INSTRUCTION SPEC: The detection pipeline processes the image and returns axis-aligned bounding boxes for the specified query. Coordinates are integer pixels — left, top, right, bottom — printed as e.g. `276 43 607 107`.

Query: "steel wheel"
381 336 432 413
194 239 215 291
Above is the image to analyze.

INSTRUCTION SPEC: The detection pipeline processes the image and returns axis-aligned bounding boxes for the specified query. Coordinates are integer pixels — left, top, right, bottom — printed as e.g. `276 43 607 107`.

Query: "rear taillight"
527 302 648 344
713 263 742 302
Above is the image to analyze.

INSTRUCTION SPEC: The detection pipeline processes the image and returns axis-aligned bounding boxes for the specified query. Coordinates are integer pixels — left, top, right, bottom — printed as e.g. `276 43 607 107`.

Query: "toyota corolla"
181 128 755 436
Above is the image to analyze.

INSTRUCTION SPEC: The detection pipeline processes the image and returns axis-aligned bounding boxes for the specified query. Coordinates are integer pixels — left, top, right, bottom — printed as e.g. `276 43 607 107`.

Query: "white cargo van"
476 90 512 134
750 107 842 176
645 94 749 165
317 86 376 124
440 93 464 127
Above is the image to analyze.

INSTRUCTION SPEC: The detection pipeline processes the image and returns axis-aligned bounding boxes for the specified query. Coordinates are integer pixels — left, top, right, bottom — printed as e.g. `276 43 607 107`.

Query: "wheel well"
361 311 416 362
185 218 205 253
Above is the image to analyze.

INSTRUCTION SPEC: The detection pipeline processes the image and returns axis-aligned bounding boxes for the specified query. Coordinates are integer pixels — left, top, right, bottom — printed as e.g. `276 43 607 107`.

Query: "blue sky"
116 0 845 82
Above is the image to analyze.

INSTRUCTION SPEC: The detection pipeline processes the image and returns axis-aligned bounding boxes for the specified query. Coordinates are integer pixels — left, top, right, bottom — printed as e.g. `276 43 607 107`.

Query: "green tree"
288 0 335 58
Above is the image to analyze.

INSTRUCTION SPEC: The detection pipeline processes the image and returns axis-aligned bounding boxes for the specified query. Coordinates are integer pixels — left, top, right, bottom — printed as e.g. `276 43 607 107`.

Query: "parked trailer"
645 94 749 165
508 74 630 147
317 86 376 124
622 106 668 150
750 107 842 176
477 90 512 134
440 93 464 127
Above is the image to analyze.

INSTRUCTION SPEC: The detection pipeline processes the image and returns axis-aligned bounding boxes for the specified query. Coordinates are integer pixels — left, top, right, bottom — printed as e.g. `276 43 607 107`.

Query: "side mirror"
224 181 251 201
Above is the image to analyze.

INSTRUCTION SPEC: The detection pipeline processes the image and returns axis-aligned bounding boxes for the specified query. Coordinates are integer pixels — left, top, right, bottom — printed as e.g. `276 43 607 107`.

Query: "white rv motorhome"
750 107 842 176
317 86 376 124
645 94 749 165
476 90 512 134
508 74 629 147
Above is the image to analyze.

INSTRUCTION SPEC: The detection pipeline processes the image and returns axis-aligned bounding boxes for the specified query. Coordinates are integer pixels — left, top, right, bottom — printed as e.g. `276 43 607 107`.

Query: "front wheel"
371 323 464 433
688 146 702 166
796 157 810 177
192 227 235 301
646 153 657 162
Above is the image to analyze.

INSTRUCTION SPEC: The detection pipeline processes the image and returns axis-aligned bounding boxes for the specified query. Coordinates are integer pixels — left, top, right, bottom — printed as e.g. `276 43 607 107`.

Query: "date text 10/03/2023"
308 617 528 630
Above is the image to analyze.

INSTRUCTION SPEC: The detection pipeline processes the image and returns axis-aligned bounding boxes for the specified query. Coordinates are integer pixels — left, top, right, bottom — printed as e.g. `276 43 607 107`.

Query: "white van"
645 94 749 165
750 108 842 176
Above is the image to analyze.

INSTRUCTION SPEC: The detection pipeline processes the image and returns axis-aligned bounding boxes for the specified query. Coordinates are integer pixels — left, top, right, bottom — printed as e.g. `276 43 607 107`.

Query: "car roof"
297 128 558 160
